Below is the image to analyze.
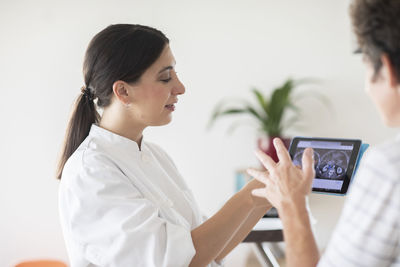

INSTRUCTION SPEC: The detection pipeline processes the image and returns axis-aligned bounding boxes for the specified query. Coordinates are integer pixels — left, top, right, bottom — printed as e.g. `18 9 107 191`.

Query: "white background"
1 0 398 266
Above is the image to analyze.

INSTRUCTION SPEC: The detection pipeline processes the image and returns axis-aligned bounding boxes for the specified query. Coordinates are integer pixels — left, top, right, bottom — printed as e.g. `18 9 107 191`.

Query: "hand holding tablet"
289 137 368 195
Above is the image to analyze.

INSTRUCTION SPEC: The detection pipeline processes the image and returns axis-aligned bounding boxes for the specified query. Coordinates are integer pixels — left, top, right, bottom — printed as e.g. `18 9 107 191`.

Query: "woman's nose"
174 78 185 95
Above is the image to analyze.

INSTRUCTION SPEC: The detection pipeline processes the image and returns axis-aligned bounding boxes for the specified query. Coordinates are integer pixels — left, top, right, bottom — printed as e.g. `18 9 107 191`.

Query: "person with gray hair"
248 0 400 266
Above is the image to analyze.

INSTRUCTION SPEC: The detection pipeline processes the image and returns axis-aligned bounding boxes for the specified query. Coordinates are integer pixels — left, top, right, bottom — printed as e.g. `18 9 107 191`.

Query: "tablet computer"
288 137 362 195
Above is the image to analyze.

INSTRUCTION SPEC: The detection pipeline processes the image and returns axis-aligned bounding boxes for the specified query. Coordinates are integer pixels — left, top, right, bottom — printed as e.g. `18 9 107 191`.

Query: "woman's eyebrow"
158 66 173 74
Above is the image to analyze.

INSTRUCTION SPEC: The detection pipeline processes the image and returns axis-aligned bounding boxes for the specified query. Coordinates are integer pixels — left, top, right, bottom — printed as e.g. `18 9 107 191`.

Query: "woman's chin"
151 116 173 126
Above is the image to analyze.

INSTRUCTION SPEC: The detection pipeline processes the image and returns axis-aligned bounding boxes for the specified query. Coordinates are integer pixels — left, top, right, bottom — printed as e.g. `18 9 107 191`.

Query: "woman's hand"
241 178 272 209
246 138 315 214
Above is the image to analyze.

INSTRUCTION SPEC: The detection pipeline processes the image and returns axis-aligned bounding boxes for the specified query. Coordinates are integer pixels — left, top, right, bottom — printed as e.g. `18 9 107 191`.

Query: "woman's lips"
165 104 175 111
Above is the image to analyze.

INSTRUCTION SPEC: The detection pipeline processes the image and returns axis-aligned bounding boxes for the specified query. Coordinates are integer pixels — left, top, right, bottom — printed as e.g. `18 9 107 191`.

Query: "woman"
56 24 271 267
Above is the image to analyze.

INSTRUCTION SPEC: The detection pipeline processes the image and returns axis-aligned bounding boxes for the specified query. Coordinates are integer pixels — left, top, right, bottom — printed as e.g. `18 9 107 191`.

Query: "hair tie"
81 86 94 101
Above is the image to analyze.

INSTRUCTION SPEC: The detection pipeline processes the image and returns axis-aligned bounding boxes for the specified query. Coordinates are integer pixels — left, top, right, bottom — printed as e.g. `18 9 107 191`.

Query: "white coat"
59 124 222 267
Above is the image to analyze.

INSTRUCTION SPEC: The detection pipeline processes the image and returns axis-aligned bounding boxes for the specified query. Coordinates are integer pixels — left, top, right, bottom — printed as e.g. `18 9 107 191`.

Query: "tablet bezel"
288 136 362 195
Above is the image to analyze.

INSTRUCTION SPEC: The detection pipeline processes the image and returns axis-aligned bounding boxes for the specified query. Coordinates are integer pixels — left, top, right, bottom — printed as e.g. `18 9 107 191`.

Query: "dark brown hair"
56 24 169 179
350 0 400 80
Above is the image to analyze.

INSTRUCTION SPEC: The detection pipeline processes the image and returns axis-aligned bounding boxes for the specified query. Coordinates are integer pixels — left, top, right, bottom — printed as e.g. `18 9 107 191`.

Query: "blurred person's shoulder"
374 134 400 163
364 134 400 182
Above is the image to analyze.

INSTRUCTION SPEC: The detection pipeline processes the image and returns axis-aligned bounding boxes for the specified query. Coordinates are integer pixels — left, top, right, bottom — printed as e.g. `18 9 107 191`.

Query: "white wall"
1 0 398 266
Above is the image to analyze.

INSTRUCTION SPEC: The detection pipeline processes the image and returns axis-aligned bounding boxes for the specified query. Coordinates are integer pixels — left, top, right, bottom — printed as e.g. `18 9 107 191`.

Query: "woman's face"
125 45 185 127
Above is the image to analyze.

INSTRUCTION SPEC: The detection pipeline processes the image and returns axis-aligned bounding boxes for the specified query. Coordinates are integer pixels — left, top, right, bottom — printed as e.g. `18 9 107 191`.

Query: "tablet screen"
289 137 361 194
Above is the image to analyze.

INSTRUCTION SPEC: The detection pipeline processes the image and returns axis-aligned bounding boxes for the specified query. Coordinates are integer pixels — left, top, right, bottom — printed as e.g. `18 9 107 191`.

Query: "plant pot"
257 136 291 163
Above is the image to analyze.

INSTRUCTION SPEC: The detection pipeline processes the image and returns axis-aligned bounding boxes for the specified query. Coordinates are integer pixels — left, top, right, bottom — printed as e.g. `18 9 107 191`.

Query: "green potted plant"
208 77 324 162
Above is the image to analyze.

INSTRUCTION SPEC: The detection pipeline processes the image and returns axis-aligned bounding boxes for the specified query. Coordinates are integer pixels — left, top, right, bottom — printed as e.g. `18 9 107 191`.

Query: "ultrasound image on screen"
292 147 352 180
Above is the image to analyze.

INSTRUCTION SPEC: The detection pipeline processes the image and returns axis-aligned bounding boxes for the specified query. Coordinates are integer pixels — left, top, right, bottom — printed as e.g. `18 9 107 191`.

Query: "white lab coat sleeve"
63 153 196 267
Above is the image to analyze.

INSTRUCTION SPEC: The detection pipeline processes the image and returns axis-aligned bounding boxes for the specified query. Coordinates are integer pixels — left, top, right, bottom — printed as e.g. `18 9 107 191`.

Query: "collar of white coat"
89 124 146 153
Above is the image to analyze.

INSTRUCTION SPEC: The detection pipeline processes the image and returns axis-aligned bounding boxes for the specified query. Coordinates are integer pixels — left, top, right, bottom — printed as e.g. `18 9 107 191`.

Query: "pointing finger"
255 150 276 172
302 147 315 181
273 138 292 163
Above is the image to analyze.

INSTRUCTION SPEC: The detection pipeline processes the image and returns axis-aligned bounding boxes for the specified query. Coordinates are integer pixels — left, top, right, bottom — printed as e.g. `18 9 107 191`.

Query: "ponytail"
56 87 100 179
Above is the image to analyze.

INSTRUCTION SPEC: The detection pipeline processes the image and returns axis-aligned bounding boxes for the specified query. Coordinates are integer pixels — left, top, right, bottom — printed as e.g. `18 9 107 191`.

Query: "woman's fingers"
302 147 315 180
246 168 269 184
273 138 292 164
255 150 276 172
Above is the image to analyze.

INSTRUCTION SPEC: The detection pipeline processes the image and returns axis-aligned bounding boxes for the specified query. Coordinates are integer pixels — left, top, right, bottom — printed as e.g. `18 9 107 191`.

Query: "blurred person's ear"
380 54 399 88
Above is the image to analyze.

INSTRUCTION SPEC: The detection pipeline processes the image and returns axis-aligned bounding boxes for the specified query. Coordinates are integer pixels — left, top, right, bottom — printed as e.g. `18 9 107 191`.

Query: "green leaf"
244 105 264 122
208 102 244 129
286 102 301 113
207 77 329 137
266 79 294 131
212 108 249 120
208 105 260 129
251 88 268 112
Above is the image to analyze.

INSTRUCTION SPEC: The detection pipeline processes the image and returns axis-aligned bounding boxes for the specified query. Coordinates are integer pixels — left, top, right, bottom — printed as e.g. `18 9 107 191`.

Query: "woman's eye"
160 77 172 83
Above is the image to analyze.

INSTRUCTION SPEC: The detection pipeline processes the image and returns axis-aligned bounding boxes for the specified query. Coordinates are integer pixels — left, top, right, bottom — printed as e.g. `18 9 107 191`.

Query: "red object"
257 136 291 162
15 260 67 267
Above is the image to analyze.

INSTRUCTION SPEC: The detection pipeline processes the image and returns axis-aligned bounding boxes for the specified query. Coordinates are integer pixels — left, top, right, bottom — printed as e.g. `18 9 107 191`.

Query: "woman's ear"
112 80 131 105
381 54 398 88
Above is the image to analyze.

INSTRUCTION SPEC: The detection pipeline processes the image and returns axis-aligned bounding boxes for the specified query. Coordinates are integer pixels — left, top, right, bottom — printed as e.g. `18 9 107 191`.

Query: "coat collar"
89 124 145 153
